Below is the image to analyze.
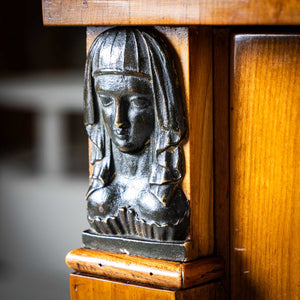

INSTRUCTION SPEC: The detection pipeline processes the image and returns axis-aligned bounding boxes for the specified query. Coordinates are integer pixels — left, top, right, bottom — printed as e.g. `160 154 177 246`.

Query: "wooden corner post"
43 5 224 300
67 25 222 299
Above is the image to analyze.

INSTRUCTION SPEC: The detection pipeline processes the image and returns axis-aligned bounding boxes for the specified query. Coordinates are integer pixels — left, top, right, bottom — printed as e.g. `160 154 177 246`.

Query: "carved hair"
84 27 186 205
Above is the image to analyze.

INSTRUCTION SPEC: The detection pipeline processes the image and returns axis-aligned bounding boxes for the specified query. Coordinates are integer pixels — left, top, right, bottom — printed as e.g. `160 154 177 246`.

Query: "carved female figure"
84 27 189 241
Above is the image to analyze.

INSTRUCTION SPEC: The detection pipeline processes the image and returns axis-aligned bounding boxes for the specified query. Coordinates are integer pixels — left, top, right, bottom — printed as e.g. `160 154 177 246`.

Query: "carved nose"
114 100 128 128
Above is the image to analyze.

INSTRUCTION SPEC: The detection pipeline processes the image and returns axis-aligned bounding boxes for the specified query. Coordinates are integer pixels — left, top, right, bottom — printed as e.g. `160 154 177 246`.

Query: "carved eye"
100 95 113 107
130 96 150 108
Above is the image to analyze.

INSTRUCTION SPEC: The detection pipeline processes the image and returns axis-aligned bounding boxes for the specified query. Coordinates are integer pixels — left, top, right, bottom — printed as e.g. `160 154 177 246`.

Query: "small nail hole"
99 263 103 267
150 272 153 276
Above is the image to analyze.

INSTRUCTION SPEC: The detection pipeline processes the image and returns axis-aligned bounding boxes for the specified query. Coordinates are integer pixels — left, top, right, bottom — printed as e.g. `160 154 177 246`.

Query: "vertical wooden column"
188 27 214 259
230 34 300 299
66 25 222 299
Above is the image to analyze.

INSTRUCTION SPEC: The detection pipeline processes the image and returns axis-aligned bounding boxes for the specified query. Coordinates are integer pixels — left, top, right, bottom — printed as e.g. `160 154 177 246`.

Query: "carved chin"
114 141 146 154
117 144 135 153
113 136 150 154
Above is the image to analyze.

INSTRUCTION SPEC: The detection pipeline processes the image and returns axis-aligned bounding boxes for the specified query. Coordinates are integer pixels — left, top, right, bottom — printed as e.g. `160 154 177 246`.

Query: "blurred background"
0 1 88 299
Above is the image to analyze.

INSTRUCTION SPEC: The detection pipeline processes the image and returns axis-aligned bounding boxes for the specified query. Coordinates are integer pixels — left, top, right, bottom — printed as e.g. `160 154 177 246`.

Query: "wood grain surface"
66 248 224 289
154 26 190 200
188 27 214 259
213 28 230 296
42 0 300 26
70 273 176 300
230 34 300 299
85 26 214 261
175 281 224 300
157 27 214 260
70 273 223 300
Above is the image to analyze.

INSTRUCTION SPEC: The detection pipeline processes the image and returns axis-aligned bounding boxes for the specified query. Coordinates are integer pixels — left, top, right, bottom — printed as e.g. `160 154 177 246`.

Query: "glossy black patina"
83 27 189 244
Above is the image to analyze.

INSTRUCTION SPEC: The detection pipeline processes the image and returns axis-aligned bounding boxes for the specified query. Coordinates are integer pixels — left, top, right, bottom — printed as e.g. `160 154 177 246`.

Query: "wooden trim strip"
42 0 300 26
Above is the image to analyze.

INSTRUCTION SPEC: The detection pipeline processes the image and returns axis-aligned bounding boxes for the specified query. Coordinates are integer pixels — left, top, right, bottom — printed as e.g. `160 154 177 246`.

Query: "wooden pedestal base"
66 248 224 299
70 273 224 300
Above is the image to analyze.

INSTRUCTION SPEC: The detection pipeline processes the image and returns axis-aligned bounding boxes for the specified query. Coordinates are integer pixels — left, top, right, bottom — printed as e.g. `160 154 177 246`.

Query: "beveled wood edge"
66 248 224 289
42 0 300 26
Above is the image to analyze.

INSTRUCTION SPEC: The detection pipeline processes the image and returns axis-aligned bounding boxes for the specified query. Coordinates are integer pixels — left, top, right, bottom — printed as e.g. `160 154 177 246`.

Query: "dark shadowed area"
0 1 88 299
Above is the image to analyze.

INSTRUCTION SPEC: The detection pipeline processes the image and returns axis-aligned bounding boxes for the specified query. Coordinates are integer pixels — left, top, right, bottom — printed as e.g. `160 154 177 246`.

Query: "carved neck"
112 143 152 178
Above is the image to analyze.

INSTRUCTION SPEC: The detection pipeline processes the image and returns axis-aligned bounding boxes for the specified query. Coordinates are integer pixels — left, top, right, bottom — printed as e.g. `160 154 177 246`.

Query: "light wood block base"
66 248 224 290
70 273 224 300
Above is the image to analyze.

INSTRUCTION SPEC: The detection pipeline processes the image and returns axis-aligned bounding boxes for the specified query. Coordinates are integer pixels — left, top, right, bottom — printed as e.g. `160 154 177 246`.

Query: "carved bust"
84 27 189 241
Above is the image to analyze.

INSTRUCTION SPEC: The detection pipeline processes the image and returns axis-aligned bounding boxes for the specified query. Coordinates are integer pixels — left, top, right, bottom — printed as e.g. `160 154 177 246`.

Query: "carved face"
95 74 155 153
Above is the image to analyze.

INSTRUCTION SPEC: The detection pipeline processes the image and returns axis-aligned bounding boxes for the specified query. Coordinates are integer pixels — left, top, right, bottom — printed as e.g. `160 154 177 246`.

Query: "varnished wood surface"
188 27 214 259
70 273 176 300
66 248 224 289
42 0 300 26
85 26 214 261
66 248 180 289
70 273 223 300
230 34 300 299
154 26 190 200
213 28 230 296
157 26 214 259
175 281 225 300
181 257 224 289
